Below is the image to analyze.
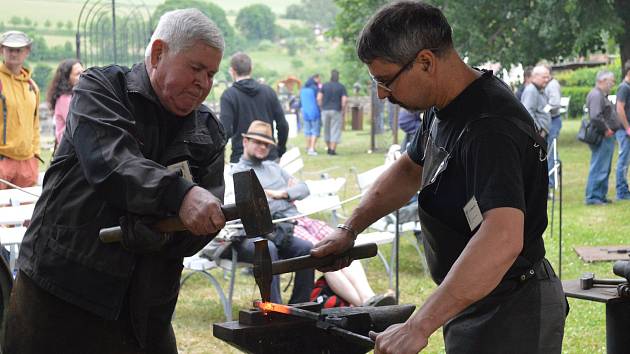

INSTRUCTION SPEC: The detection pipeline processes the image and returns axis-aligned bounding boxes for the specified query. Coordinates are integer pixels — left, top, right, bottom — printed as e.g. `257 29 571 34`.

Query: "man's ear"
150 40 167 68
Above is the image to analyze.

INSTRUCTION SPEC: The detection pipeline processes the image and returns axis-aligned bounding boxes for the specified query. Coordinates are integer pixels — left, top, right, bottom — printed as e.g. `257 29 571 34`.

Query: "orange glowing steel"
254 300 293 315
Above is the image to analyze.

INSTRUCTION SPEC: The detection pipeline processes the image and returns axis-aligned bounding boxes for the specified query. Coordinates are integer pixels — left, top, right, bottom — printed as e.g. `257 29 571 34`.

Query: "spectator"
0 30 40 189
46 59 84 146
615 60 630 200
318 69 347 155
545 68 562 188
520 65 551 137
226 121 314 304
220 52 288 163
585 70 619 205
515 66 532 100
398 108 421 149
301 74 321 155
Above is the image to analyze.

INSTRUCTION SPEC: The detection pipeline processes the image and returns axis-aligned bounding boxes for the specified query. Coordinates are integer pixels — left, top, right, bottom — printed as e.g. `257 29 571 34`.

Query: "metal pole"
395 209 400 303
111 0 117 64
558 159 563 280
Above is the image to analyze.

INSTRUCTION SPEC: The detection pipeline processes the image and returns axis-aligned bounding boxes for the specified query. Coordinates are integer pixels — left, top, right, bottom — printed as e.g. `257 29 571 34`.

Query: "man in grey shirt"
521 65 551 137
318 69 348 155
544 72 562 188
585 70 619 205
228 120 314 304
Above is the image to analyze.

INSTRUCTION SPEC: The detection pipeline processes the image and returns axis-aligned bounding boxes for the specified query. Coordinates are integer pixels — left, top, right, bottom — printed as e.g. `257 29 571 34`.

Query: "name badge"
167 161 193 182
463 196 483 231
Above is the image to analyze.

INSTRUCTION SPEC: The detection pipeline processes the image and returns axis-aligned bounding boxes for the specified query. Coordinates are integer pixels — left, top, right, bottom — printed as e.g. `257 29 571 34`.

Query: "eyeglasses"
369 48 439 94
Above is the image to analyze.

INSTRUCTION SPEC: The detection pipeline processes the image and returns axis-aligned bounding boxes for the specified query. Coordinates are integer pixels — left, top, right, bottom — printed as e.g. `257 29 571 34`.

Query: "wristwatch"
336 224 358 239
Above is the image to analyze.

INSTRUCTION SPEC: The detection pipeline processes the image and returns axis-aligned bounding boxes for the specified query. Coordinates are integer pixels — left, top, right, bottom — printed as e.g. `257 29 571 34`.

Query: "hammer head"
253 239 272 302
580 272 595 290
233 170 273 237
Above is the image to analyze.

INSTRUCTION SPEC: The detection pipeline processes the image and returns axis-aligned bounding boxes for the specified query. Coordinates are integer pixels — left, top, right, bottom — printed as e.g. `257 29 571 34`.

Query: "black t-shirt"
320 81 347 111
407 70 547 276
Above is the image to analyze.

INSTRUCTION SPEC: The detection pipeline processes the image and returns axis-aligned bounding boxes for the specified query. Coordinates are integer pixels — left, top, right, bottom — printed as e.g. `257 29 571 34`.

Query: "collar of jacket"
0 62 32 81
126 62 162 106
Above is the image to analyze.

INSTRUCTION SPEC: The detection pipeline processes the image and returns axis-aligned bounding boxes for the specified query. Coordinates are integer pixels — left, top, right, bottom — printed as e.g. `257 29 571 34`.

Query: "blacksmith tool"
99 169 272 242
579 272 626 290
253 239 378 303
253 300 375 349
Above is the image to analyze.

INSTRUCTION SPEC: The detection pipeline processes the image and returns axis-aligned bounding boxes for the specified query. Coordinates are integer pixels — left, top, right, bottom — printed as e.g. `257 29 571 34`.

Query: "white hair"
596 70 614 82
144 8 224 58
532 65 549 76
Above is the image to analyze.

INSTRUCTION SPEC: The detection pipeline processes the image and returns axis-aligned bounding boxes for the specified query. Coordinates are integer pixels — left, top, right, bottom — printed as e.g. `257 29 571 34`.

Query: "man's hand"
369 322 429 354
265 189 288 200
606 129 615 138
310 228 355 271
625 127 630 136
178 186 225 236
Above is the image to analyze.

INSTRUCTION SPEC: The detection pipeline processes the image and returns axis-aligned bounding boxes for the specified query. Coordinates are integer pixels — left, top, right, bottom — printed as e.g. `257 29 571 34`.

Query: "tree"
23 17 32 27
32 64 53 93
56 21 64 30
65 21 73 31
152 0 237 54
284 0 339 28
235 4 275 41
44 20 51 29
9 16 22 26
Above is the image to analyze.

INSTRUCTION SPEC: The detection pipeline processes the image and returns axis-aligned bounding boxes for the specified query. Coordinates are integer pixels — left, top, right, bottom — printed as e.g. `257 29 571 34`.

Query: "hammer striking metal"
253 239 378 303
99 169 273 242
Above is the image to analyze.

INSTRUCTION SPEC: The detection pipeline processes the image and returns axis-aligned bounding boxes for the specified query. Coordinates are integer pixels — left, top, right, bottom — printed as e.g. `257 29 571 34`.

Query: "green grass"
169 118 626 353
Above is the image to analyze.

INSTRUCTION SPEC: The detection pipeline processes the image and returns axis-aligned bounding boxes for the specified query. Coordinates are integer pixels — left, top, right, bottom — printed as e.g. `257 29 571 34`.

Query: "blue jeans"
615 129 630 198
230 236 314 304
585 136 615 203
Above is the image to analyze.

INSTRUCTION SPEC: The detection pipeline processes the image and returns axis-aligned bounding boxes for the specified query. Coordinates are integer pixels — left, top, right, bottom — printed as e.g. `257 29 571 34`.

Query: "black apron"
417 114 566 353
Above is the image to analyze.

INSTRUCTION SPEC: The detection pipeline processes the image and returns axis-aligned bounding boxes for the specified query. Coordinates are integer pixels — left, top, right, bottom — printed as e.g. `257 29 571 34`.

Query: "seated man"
227 120 394 307
225 120 314 304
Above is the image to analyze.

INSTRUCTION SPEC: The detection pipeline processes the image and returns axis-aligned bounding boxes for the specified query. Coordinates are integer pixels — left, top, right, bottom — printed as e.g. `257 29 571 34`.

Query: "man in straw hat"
223 120 314 304
0 30 41 189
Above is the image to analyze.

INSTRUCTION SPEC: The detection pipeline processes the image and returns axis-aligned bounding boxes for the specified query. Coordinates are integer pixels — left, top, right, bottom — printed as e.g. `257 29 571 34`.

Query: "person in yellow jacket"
0 30 40 189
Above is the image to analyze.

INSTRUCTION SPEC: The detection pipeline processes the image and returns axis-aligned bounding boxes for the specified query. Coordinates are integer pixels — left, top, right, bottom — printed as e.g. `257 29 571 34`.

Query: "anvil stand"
562 280 630 354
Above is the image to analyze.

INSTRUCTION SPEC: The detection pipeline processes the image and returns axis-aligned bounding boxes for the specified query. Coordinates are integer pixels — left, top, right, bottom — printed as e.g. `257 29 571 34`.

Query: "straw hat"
242 120 275 145
0 31 32 48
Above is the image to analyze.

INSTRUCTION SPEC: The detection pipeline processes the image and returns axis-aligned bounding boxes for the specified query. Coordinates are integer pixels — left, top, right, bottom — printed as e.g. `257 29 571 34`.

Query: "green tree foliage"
235 4 276 41
65 21 73 31
9 16 22 26
32 64 53 94
56 21 64 30
283 0 339 28
44 20 51 29
152 0 238 54
333 0 628 82
23 17 32 27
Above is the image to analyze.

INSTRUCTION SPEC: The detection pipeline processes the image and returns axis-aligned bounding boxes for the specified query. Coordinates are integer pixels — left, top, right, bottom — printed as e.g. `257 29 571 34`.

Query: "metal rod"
111 0 117 63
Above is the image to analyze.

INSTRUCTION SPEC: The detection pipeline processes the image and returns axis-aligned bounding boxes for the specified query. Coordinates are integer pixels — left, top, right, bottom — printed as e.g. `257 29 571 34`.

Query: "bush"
32 64 53 95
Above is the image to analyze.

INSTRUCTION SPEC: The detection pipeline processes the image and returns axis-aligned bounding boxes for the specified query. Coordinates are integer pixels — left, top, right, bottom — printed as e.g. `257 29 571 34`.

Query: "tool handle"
329 326 374 349
98 204 238 243
271 243 378 275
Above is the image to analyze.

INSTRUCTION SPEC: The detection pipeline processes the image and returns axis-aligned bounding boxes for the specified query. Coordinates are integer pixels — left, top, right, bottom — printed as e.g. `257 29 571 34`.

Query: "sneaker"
616 193 630 201
327 150 337 156
363 290 397 307
585 199 610 206
307 149 318 156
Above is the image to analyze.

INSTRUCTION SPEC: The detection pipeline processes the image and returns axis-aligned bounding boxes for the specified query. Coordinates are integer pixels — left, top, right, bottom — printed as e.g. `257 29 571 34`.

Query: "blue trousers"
231 237 314 304
546 116 562 187
615 129 630 198
585 136 615 203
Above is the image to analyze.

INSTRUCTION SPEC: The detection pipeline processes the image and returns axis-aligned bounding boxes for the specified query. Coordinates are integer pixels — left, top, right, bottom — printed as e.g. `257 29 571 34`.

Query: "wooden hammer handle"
271 243 378 275
98 204 239 243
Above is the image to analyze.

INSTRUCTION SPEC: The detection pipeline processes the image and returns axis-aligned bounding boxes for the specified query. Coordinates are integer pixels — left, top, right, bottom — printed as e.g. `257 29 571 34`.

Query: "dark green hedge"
562 85 618 119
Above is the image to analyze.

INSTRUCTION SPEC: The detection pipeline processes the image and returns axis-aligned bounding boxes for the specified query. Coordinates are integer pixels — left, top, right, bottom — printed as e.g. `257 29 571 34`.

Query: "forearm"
618 103 628 129
345 155 421 232
407 208 523 338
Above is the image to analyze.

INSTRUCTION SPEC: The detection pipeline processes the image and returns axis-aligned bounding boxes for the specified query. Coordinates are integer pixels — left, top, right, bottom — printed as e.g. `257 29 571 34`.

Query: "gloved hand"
120 215 171 253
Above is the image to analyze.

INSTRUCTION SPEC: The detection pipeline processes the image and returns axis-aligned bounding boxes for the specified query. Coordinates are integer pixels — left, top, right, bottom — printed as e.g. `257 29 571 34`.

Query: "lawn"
170 118 625 353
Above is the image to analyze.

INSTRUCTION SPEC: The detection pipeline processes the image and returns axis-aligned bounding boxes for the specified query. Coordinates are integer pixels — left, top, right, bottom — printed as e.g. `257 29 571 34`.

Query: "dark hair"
356 1 453 65
624 60 630 78
47 59 81 110
230 52 252 76
523 66 533 80
330 69 339 82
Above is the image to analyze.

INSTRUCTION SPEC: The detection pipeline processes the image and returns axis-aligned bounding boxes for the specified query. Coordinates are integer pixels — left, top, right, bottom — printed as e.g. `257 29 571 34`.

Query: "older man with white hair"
3 9 227 353
520 65 551 137
584 70 619 205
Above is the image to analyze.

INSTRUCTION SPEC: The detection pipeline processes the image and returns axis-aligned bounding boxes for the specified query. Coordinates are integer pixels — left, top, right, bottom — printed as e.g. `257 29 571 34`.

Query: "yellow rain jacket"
0 62 40 160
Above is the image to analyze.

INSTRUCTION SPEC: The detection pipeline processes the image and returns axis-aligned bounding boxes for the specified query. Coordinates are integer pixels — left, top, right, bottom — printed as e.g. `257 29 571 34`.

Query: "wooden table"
563 279 630 353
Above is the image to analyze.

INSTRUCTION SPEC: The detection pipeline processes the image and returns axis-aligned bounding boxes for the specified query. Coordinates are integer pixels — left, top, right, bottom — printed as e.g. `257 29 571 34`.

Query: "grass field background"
165 118 624 353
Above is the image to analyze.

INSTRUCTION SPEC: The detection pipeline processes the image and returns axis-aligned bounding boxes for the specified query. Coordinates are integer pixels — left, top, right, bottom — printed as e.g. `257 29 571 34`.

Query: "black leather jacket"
17 63 226 320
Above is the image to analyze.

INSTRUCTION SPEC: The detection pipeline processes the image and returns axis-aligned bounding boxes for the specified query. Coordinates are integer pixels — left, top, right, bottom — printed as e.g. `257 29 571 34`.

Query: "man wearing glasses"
311 1 567 353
